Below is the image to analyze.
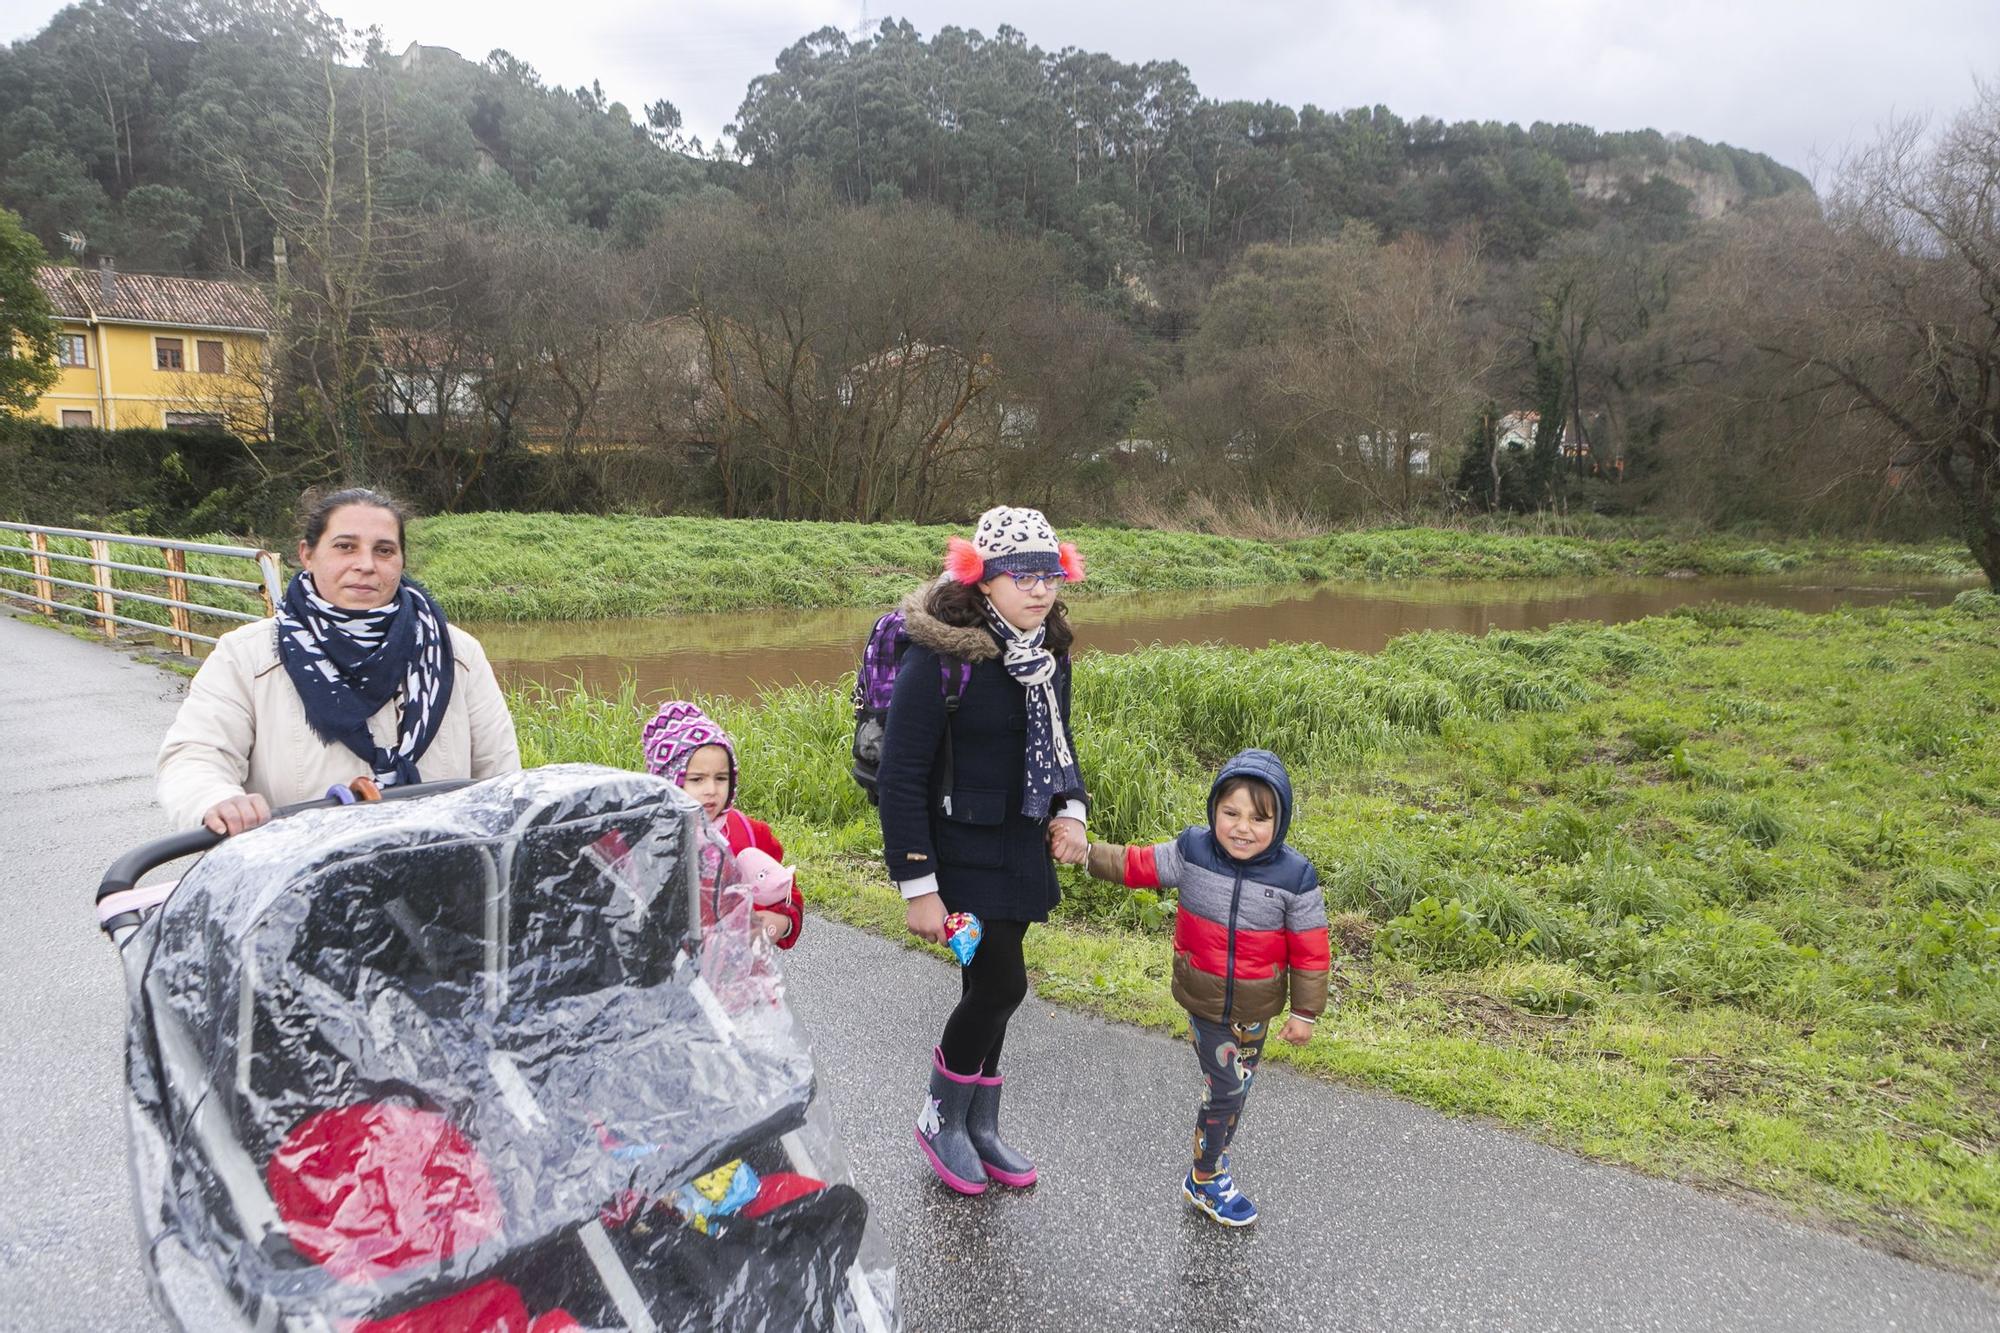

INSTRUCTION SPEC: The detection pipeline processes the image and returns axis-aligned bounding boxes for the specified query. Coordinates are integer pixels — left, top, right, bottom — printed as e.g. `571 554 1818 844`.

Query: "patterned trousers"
1187 1013 1268 1174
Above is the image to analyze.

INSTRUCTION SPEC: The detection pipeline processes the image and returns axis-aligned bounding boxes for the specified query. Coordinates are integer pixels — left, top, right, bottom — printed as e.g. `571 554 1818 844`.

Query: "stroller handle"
96 780 474 910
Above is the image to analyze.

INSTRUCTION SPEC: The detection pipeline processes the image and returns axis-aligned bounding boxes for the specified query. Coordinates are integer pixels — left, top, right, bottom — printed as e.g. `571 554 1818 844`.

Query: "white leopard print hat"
946 505 1086 584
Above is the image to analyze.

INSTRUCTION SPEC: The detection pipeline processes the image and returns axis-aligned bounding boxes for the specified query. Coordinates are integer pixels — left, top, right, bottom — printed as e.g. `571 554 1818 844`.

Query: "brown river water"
465 574 1977 703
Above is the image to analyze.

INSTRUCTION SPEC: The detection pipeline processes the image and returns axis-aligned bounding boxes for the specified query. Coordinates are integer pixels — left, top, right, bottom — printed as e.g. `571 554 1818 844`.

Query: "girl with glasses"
875 505 1090 1195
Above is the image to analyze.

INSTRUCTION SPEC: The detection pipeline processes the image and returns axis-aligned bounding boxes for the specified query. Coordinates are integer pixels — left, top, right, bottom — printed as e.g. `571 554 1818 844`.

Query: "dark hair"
1214 775 1278 821
923 577 1075 656
298 486 413 551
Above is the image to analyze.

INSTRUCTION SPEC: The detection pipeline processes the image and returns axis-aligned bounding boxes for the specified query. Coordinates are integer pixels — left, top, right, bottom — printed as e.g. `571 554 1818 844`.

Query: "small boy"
642 700 803 948
1069 748 1329 1226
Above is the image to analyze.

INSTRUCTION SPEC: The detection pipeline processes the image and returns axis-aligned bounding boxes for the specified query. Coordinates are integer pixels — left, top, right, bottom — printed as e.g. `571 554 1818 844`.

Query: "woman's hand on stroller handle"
202 793 272 837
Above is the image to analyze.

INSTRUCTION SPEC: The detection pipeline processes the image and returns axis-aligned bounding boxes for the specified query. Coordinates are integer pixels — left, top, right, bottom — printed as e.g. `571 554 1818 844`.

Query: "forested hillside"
0 3 1802 283
0 0 713 273
733 22 1806 273
4 0 1991 581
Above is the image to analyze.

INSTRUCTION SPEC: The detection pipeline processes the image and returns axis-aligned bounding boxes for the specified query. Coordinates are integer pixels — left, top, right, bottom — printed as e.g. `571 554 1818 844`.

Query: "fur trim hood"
898 583 1001 662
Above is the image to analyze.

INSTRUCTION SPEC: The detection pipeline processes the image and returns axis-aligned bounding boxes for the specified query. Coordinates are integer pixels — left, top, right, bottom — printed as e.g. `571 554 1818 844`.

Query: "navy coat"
876 589 1087 923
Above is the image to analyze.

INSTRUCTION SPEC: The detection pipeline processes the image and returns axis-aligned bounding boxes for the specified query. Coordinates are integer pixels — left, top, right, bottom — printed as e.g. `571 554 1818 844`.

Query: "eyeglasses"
1007 571 1068 591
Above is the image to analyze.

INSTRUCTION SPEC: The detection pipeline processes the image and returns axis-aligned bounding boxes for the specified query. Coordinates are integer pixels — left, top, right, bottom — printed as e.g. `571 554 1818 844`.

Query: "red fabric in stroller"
267 1103 502 1282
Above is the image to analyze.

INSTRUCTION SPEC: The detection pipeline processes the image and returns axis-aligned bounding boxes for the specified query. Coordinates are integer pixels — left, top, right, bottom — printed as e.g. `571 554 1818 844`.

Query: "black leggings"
937 917 1030 1078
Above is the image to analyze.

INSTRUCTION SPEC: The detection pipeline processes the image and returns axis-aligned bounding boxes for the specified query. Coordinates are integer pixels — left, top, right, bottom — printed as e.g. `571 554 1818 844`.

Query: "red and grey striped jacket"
1086 749 1330 1025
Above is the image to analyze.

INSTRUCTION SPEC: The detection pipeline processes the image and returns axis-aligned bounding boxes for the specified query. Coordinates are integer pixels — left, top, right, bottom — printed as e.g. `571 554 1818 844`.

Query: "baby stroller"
94 765 898 1332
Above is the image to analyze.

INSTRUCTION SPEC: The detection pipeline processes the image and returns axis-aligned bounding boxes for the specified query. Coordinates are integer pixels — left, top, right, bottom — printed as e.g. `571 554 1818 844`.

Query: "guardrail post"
27 531 52 613
88 538 116 640
255 550 283 616
163 547 193 656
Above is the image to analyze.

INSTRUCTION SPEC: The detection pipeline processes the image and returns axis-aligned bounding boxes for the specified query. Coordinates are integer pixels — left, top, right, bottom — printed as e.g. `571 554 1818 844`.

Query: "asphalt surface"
2 609 1997 1332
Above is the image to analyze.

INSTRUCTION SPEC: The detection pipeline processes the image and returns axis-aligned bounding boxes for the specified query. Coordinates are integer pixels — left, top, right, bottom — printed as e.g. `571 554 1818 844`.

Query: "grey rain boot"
915 1046 988 1195
967 1069 1038 1187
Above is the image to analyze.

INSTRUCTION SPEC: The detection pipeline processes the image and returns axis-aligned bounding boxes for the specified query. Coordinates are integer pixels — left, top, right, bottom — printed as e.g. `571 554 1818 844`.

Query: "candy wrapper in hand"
943 911 983 965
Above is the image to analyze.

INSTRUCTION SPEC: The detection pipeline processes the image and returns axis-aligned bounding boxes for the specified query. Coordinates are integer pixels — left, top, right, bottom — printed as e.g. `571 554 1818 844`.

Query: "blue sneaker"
1183 1168 1258 1227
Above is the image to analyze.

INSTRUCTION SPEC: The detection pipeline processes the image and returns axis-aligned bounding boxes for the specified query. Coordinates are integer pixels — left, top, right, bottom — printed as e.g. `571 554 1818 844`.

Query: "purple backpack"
851 609 971 805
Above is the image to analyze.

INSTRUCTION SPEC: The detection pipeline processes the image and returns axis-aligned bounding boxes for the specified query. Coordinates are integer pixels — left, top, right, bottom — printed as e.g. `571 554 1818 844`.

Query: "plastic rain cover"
120 765 897 1332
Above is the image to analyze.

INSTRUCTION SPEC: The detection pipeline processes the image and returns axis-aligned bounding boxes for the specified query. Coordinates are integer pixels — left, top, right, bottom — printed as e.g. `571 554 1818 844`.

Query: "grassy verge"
411 512 1981 620
514 590 2000 1274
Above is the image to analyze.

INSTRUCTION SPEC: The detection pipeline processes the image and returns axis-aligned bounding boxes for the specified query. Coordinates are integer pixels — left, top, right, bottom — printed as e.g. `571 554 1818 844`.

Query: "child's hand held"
1048 818 1087 865
1280 1015 1314 1046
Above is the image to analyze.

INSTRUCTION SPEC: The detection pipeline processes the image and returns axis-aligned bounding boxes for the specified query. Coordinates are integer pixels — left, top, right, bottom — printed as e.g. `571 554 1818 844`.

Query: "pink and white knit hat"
945 505 1086 584
641 700 737 807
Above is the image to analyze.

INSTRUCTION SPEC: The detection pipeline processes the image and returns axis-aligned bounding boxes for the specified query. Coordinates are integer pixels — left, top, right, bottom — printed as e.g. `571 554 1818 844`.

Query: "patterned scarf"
982 598 1081 819
277 570 456 787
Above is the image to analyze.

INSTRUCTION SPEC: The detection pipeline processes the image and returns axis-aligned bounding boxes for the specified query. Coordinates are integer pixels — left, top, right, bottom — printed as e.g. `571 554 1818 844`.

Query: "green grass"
409 512 1981 620
514 593 2000 1275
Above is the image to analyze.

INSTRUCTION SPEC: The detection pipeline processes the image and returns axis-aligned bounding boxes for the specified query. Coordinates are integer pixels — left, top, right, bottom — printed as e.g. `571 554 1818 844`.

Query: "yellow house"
30 261 274 434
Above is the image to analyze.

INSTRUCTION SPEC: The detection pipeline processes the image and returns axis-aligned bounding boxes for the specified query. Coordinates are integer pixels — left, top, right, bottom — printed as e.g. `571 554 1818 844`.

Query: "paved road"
2 609 1996 1332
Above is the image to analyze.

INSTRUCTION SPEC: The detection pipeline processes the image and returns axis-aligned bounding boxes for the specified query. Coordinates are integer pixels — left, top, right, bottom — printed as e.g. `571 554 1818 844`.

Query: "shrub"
1950 588 1999 618
0 419 290 536
1896 901 2000 998
1378 895 1507 969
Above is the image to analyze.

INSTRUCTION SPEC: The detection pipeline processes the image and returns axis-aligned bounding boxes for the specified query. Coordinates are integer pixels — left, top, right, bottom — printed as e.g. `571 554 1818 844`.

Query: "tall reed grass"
513 620 1663 849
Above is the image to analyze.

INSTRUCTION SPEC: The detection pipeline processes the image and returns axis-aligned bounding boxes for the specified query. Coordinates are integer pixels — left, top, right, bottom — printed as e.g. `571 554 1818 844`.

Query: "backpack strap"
937 657 970 815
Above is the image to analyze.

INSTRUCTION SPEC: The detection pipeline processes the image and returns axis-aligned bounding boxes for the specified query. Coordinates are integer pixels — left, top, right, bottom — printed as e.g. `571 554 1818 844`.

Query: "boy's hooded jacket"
1087 750 1330 1024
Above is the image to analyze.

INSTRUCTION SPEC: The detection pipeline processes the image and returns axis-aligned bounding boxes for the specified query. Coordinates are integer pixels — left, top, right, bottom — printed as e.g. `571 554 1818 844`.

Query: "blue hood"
1205 748 1294 866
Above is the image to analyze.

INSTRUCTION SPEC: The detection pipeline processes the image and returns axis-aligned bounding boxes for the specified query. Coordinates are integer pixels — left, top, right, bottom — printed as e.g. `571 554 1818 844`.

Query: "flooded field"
468 573 1979 700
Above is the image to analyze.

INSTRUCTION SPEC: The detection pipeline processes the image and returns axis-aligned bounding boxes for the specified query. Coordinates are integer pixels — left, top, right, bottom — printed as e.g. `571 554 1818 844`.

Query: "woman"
876 505 1089 1196
157 487 521 834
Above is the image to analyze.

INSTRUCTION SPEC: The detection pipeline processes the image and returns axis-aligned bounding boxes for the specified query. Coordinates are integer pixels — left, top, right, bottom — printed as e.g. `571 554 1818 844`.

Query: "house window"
59 409 93 427
163 412 225 430
58 334 88 367
155 337 184 370
197 339 225 374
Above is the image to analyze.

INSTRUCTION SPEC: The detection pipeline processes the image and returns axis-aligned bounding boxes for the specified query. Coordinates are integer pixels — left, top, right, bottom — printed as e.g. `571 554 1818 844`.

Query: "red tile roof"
35 264 275 332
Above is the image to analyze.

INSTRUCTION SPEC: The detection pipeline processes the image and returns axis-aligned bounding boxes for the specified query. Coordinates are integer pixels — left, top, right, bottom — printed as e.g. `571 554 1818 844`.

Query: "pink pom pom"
945 536 985 584
1058 542 1086 583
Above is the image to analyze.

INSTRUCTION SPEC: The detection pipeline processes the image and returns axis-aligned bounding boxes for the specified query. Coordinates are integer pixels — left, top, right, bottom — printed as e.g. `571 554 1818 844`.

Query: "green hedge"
0 418 290 537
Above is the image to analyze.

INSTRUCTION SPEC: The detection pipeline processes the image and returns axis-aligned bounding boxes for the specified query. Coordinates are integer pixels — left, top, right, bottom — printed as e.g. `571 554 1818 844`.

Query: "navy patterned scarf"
277 571 455 787
982 598 1080 819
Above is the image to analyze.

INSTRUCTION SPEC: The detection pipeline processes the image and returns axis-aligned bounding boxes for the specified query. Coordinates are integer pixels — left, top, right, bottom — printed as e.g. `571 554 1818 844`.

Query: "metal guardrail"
0 521 284 655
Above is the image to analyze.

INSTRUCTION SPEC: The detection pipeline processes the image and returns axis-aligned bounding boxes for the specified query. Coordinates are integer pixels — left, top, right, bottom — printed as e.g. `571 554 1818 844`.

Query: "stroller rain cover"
119 764 896 1332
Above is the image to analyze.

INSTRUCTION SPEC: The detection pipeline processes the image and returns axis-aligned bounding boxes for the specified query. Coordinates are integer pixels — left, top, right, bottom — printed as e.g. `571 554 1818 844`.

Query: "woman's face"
979 570 1060 632
299 504 404 611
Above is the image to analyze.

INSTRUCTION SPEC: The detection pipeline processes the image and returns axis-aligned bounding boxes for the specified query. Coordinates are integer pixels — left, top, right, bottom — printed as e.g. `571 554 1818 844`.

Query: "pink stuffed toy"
726 846 796 910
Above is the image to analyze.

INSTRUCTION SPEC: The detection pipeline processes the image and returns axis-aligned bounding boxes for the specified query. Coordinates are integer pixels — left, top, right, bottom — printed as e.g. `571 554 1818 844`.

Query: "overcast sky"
6 0 1998 176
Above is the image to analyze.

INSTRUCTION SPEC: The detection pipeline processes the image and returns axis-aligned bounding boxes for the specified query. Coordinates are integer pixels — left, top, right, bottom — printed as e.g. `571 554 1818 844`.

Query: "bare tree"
1271 229 1489 514
198 56 428 484
1719 89 2000 586
646 197 1080 522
